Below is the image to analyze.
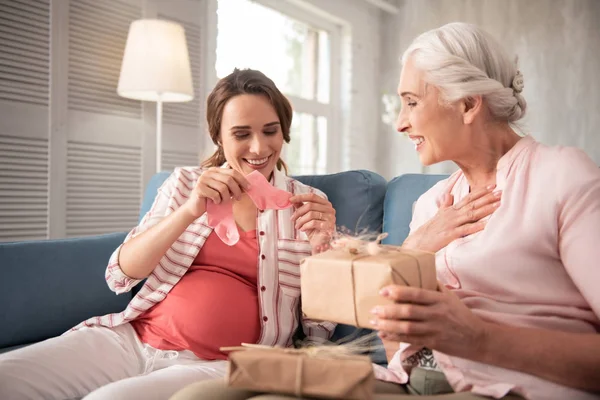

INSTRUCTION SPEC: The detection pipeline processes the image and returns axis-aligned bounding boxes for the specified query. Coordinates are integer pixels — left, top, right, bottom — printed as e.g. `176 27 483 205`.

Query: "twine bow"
331 231 424 288
330 232 390 256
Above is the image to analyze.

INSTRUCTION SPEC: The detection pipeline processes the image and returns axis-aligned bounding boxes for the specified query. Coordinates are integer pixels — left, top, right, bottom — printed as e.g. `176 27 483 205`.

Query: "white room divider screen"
0 0 205 242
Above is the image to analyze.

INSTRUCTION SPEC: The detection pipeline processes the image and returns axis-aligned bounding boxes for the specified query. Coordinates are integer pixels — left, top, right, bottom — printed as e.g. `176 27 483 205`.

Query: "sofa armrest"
0 232 131 349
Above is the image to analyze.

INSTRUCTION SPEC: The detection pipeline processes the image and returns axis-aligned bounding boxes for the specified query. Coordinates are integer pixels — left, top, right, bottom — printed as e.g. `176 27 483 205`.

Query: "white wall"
377 0 600 179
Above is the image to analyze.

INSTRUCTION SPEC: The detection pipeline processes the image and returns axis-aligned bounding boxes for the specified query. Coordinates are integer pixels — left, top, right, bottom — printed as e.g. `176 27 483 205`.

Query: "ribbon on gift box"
329 232 431 326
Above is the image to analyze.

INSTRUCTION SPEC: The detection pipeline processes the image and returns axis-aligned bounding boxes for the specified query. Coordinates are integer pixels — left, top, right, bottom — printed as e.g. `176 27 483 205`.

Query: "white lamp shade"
118 19 194 102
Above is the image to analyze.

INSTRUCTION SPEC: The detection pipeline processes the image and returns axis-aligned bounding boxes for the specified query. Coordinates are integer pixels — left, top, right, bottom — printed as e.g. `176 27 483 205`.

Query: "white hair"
402 22 527 123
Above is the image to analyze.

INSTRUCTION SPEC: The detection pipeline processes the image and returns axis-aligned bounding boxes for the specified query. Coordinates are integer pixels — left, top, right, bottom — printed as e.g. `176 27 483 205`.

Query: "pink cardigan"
376 136 600 400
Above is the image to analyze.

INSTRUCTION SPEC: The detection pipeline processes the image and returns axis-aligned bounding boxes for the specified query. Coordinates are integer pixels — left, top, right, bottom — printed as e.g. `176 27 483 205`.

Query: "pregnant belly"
132 268 260 360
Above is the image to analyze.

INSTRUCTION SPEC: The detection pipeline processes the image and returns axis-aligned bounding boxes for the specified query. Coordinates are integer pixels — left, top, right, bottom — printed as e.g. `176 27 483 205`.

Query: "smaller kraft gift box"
300 239 437 328
222 344 375 400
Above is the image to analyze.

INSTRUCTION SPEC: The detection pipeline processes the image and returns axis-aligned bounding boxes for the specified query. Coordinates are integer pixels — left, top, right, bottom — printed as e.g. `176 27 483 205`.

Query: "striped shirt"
70 166 336 347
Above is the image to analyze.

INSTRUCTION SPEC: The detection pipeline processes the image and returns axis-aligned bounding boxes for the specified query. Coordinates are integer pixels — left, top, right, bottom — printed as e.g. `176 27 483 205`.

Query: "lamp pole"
156 95 163 173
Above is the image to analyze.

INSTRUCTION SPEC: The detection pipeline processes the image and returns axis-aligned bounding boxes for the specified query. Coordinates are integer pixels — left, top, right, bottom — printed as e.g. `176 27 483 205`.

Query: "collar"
496 134 535 172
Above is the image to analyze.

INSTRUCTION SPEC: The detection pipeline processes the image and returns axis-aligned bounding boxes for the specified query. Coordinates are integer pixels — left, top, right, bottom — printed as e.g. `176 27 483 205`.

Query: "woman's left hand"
370 284 489 360
290 193 336 254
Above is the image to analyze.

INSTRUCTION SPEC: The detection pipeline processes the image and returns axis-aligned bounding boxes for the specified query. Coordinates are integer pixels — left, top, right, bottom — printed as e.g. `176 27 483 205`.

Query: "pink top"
375 136 600 400
131 229 260 360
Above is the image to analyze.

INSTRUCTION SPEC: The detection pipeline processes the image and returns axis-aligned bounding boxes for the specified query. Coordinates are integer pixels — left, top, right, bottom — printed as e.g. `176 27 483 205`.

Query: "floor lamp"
117 19 194 172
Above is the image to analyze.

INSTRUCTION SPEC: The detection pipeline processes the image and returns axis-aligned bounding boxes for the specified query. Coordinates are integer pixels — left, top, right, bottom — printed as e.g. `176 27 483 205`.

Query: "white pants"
0 323 228 400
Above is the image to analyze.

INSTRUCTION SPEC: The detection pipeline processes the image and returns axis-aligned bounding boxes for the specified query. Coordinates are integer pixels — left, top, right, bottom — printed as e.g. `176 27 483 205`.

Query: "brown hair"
201 68 292 174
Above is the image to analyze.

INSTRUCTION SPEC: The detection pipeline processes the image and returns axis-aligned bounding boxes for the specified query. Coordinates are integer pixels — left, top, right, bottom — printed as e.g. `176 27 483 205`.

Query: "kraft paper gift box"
225 346 374 400
300 246 436 328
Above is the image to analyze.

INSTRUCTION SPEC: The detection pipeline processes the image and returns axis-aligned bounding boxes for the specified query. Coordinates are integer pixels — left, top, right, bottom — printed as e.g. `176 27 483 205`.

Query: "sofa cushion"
294 170 387 234
382 174 448 245
0 232 129 349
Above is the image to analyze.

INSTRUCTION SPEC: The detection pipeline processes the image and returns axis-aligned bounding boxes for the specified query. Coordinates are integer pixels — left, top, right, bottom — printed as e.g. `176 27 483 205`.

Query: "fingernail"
370 307 381 315
379 332 388 339
486 184 496 190
493 190 502 197
369 319 378 327
494 201 501 208
379 288 390 297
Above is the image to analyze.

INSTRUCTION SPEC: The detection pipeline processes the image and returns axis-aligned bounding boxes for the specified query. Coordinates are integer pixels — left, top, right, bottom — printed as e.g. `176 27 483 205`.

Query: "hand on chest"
440 189 559 290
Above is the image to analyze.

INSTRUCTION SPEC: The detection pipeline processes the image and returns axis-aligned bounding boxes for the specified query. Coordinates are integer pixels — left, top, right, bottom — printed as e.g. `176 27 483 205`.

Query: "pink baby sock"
206 171 294 246
245 171 293 210
206 200 239 246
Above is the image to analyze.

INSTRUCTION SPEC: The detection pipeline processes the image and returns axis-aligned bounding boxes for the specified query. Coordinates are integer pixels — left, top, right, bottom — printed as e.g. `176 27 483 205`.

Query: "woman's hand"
184 168 250 218
370 285 488 360
290 193 336 254
403 185 501 253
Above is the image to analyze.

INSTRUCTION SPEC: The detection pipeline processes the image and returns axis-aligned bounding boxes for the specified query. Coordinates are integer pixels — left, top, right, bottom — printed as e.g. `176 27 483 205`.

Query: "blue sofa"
0 170 447 363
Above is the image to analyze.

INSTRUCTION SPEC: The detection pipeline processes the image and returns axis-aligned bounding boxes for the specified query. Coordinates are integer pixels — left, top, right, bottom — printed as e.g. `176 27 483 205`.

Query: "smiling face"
396 57 466 166
220 94 284 178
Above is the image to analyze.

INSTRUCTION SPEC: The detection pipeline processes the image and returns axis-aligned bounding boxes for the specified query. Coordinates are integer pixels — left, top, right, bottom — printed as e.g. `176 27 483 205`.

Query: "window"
216 0 339 175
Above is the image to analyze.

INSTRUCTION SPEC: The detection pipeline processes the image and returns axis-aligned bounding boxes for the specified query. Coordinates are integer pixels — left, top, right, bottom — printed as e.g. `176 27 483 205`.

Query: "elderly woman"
170 23 599 400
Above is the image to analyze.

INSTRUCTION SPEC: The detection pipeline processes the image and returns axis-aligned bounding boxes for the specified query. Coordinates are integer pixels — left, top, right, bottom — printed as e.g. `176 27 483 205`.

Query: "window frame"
203 0 345 174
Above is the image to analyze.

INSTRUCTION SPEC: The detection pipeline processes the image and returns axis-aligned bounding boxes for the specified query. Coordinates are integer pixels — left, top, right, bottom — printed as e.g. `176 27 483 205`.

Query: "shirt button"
263 316 268 322
261 254 266 260
260 286 266 292
259 231 265 236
